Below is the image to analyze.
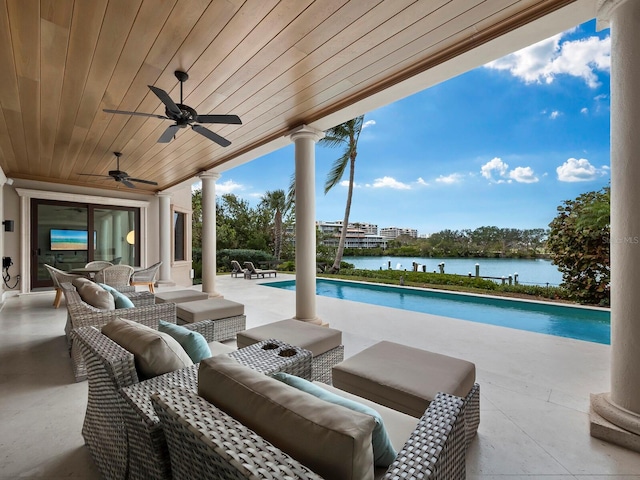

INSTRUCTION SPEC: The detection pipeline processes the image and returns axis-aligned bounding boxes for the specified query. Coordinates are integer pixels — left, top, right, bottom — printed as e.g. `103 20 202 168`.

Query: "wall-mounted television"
50 229 88 251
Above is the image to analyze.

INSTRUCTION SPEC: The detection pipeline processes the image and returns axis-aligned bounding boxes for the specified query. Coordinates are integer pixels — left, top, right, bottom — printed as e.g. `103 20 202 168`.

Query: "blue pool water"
264 279 611 344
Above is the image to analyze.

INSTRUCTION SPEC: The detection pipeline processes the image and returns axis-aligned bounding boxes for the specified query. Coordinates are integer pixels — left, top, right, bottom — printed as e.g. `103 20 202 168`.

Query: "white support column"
156 193 174 286
289 125 324 325
591 0 640 452
199 172 222 298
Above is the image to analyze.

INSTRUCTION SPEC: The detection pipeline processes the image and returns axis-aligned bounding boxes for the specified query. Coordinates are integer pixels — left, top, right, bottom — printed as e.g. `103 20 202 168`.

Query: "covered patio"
2 276 640 478
1 0 640 465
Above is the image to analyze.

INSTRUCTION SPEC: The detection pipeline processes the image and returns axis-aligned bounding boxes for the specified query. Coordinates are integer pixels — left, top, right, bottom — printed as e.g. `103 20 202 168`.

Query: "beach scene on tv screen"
50 229 88 251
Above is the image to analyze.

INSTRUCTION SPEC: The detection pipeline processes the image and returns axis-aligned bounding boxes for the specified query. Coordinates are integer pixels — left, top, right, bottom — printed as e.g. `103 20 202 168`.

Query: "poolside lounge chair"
244 261 277 279
230 260 248 278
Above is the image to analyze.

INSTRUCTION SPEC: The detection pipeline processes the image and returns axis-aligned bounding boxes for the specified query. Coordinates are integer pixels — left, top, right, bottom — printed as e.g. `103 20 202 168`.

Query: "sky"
211 19 611 237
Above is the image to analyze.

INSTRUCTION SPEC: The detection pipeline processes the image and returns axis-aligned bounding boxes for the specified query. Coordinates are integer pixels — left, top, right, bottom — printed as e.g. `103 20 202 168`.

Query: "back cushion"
98 283 135 309
198 355 375 480
72 277 93 290
102 318 193 379
77 282 115 310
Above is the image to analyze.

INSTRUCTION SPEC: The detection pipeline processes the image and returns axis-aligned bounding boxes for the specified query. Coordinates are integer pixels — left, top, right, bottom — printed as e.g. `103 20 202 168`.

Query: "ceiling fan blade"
127 177 158 186
148 85 182 116
158 124 180 143
192 124 231 147
196 114 242 125
121 179 136 188
78 173 113 179
103 109 168 120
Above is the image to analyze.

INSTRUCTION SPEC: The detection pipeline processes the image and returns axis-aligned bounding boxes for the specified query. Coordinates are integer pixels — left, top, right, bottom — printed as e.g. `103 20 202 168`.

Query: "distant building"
316 220 387 249
380 226 418 239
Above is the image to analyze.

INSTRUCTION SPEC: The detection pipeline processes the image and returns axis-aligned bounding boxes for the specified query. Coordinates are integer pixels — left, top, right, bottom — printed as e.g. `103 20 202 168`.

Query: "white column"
112 212 123 260
199 172 222 298
289 125 324 324
156 193 174 285
591 0 640 452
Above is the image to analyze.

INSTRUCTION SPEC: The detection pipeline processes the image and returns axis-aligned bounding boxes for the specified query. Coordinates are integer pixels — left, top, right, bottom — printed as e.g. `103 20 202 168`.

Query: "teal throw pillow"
158 320 212 363
99 283 135 309
272 372 397 467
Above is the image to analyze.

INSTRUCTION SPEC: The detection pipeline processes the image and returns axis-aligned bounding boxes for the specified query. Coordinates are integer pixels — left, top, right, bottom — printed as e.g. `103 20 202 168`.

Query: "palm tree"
321 115 365 273
260 189 288 261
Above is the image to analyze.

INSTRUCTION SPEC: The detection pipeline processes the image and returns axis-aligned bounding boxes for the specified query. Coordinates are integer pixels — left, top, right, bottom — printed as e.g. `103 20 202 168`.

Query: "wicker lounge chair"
152 378 467 479
130 261 162 292
44 264 83 308
95 264 134 288
61 282 169 382
243 261 277 279
230 260 248 278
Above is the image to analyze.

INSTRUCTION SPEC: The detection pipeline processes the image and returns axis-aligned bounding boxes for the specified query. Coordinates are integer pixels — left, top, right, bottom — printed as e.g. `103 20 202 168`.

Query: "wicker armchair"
152 388 467 480
61 283 173 382
85 260 113 269
130 262 162 293
44 264 83 308
95 264 134 288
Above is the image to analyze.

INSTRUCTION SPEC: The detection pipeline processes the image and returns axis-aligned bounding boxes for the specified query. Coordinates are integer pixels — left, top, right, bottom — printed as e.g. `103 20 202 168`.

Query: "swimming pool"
263 279 611 344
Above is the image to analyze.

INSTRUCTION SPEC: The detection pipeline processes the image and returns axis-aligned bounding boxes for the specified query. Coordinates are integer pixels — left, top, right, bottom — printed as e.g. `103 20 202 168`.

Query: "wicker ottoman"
176 299 246 342
154 290 209 304
332 340 480 447
236 319 344 384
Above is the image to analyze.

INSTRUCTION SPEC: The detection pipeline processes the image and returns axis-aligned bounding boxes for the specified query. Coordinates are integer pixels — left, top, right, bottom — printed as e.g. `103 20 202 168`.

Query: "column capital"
596 0 630 30
156 191 172 199
288 124 324 143
198 171 221 181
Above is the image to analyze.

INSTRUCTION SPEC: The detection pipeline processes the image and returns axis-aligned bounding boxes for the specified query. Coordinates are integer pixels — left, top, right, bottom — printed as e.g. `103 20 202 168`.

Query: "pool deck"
2 273 639 479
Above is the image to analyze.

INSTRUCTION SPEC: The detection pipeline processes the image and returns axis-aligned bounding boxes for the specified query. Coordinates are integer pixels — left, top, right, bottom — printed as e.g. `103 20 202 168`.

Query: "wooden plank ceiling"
0 0 575 194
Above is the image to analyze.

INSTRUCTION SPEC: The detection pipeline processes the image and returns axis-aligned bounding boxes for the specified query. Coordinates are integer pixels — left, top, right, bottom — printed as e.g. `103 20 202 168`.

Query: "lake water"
342 256 563 286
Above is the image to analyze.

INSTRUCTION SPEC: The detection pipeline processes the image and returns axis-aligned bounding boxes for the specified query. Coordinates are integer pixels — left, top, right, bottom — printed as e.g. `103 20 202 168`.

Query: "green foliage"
547 186 610 305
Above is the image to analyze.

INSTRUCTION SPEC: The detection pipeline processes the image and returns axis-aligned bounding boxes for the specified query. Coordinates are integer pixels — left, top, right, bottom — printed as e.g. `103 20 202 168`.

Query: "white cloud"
481 157 509 181
339 180 361 188
581 107 589 114
435 173 463 185
556 157 607 182
362 120 376 129
549 110 560 119
485 32 610 88
481 157 538 184
416 177 428 186
216 179 244 194
509 166 539 183
371 176 411 190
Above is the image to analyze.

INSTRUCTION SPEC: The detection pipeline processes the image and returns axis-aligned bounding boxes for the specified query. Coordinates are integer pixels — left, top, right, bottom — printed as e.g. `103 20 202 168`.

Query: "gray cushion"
199 355 375 480
102 318 193 379
176 298 244 324
72 277 93 289
332 341 476 418
77 282 115 310
154 290 209 304
236 319 342 357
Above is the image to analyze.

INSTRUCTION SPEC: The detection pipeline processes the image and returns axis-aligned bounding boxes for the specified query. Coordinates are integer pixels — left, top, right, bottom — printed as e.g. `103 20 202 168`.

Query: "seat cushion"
77 282 115 310
158 320 211 363
236 319 341 357
332 341 476 418
176 298 244 324
154 290 209 304
102 318 193 379
273 372 397 467
199 355 376 480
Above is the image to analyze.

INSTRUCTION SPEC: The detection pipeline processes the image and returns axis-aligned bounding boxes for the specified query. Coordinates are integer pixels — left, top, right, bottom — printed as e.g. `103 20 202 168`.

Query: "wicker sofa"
151 355 468 480
61 282 172 381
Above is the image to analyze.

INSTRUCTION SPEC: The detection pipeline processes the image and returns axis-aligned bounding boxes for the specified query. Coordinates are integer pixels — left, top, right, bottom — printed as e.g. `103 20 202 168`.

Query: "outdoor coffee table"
119 340 312 479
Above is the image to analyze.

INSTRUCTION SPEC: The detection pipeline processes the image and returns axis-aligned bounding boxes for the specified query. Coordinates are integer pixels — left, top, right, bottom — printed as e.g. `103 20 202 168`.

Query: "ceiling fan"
78 152 158 189
103 70 241 147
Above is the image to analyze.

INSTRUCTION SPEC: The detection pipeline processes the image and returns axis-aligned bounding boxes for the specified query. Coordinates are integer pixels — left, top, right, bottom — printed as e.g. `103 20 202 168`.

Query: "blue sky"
216 19 611 237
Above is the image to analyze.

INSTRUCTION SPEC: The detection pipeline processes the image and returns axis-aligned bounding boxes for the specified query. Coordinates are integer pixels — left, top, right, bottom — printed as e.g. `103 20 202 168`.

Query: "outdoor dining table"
70 266 106 279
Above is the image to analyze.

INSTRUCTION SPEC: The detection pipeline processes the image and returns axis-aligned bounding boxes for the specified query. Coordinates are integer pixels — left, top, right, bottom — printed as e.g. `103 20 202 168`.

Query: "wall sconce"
2 220 14 232
126 230 135 245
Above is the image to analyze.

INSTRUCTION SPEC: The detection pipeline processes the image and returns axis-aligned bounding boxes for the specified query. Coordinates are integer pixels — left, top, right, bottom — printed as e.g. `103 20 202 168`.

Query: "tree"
320 115 365 273
259 189 289 261
547 186 610 305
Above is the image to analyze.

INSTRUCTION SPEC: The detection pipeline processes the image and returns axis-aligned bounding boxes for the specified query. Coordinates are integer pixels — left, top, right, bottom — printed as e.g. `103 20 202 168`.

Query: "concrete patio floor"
1 273 639 479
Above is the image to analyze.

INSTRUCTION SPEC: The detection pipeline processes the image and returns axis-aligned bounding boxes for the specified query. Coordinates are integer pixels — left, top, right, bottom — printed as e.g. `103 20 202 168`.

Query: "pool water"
263 279 611 344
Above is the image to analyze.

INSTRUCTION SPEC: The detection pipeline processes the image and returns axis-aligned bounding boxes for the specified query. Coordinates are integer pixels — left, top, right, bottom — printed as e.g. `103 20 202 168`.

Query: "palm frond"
324 152 350 193
285 172 296 212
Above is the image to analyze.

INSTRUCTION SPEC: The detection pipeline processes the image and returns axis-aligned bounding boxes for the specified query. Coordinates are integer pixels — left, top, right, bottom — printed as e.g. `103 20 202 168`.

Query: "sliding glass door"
31 199 140 288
